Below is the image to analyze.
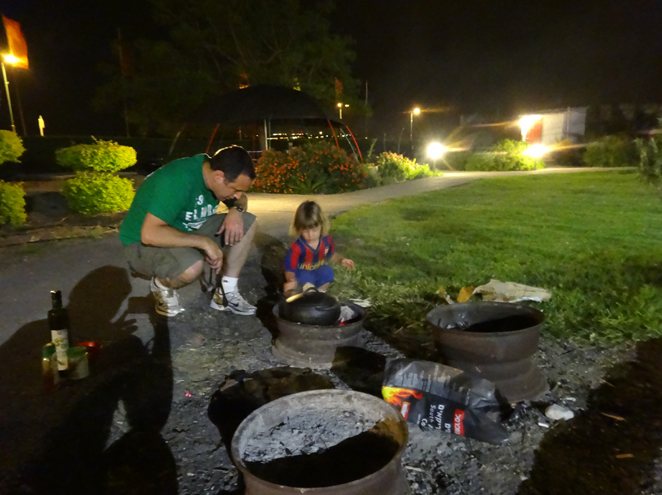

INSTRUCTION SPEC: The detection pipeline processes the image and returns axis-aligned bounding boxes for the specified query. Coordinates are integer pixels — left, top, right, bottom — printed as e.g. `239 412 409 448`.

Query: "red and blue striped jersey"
284 235 335 272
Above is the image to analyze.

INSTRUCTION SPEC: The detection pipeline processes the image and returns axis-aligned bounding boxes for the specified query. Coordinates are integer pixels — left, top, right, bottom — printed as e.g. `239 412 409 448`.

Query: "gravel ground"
158 307 646 495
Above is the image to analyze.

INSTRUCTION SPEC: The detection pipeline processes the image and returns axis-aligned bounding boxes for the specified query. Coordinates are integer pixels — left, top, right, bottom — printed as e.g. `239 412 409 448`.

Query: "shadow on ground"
518 338 662 495
0 266 177 494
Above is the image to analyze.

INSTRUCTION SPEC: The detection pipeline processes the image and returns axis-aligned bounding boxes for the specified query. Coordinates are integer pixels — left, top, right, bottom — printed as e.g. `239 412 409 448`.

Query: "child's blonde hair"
289 200 330 237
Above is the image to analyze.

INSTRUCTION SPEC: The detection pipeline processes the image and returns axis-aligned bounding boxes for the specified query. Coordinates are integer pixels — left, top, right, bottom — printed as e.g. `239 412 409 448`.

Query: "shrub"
549 140 584 166
0 130 25 165
465 139 545 171
55 138 137 173
582 135 637 167
442 150 472 171
253 149 299 193
254 141 366 194
373 152 437 184
0 180 27 226
635 135 662 189
62 172 135 215
292 141 366 193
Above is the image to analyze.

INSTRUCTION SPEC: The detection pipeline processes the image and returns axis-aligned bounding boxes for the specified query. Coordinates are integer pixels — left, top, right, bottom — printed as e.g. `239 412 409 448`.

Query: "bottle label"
51 329 69 371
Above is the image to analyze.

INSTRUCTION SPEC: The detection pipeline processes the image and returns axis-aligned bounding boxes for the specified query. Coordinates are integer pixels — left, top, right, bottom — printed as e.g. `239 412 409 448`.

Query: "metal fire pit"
272 302 366 369
427 302 548 402
231 389 409 495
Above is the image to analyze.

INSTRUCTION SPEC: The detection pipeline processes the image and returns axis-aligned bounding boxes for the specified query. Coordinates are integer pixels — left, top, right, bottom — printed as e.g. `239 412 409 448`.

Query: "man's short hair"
209 145 256 181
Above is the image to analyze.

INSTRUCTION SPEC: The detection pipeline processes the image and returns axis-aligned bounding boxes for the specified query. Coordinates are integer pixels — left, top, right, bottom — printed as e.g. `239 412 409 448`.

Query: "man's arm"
218 192 248 245
141 212 224 272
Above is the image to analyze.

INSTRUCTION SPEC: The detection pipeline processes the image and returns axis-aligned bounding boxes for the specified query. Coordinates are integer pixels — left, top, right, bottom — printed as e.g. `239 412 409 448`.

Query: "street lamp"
336 102 349 119
1 54 18 132
425 140 448 169
409 106 421 143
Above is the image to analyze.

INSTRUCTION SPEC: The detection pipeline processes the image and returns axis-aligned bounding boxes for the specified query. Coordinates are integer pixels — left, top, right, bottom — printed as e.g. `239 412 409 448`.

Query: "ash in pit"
240 410 400 487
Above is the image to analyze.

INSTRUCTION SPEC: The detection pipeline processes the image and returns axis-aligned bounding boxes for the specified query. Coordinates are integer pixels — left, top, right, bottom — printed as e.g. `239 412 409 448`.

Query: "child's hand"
283 281 298 294
341 258 355 270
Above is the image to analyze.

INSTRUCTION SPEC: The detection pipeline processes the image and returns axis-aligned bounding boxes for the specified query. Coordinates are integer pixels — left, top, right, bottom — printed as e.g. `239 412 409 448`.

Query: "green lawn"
331 170 661 348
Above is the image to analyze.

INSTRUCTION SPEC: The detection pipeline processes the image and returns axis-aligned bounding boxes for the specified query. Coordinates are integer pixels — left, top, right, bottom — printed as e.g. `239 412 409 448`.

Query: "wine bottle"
48 290 70 373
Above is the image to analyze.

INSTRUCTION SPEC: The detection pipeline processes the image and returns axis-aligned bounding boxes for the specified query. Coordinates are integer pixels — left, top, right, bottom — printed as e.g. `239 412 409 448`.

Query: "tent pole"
263 119 269 151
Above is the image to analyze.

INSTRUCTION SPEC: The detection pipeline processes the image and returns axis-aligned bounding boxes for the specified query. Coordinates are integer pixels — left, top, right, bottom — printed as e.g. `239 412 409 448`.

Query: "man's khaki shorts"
124 213 256 280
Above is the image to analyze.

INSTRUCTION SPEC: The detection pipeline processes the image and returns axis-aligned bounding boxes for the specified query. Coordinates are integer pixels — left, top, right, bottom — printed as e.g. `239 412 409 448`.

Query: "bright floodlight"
426 141 448 160
523 143 549 159
412 106 421 116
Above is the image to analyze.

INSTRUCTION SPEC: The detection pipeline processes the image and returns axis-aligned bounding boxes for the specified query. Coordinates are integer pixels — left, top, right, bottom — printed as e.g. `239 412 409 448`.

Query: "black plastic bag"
382 358 511 444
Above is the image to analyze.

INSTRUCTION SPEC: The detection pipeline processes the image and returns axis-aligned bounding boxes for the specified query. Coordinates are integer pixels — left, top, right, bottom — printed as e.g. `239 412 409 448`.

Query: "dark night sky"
0 0 661 137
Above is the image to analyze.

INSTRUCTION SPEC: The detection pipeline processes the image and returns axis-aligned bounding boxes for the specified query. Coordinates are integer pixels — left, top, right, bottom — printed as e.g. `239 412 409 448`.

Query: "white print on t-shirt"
184 204 215 230
196 194 204 206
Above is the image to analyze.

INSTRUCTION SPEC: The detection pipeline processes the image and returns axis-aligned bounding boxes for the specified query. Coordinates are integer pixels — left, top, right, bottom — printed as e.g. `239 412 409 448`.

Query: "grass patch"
331 171 661 349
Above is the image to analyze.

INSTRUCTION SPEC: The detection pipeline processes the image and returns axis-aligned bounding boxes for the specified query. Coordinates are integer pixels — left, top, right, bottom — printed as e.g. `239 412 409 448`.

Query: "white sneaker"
210 289 256 316
150 277 185 317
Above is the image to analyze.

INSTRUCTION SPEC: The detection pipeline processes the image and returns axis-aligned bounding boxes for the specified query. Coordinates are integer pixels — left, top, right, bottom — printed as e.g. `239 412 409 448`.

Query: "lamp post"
409 106 421 143
409 106 421 155
1 54 17 133
337 102 349 119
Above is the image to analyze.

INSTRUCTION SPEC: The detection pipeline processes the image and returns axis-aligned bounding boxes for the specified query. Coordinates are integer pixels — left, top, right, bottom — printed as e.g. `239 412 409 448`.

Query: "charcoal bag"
382 358 511 444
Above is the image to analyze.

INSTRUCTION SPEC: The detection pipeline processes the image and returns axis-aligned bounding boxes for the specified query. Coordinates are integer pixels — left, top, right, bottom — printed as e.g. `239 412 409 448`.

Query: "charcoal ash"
241 409 379 463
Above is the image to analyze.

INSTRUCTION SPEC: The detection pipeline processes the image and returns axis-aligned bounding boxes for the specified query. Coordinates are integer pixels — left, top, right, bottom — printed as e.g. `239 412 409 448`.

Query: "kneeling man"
120 145 257 317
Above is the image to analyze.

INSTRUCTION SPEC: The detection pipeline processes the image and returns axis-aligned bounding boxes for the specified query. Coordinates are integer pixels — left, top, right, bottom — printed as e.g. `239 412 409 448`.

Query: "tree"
95 0 359 136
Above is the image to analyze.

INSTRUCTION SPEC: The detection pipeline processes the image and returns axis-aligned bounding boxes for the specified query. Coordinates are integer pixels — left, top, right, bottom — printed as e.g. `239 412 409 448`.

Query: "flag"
2 15 29 69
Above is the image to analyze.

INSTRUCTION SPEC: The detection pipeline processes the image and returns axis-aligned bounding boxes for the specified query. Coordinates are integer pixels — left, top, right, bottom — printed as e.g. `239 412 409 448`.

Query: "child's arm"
331 253 355 270
327 235 354 270
283 270 298 293
283 242 301 293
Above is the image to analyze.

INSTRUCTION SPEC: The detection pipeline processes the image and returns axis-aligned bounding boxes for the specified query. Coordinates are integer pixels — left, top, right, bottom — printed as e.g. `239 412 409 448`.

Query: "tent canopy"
195 85 331 123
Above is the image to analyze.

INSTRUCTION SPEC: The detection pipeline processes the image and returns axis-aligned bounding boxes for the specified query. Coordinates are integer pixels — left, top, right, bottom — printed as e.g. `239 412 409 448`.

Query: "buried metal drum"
231 389 409 495
426 302 548 402
272 302 366 368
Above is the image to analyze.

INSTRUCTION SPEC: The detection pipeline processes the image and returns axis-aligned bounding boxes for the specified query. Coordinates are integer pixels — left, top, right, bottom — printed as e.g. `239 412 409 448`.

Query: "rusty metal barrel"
427 302 548 402
272 303 366 369
231 389 409 495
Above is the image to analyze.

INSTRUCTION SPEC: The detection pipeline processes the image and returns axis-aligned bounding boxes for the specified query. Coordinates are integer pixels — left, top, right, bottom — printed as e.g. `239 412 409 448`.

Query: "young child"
283 201 355 294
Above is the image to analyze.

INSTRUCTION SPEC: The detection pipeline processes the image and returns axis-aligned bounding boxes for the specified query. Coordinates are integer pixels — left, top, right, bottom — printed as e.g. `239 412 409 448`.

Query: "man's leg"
159 259 205 289
214 222 258 314
197 214 258 316
125 244 204 317
223 221 257 277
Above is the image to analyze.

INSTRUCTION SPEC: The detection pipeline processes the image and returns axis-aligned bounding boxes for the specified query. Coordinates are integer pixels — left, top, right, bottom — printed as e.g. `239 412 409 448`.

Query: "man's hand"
217 209 244 246
201 237 224 273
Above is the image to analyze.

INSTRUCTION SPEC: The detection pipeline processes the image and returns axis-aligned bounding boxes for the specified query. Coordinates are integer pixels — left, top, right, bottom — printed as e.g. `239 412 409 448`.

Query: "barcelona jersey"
284 235 335 272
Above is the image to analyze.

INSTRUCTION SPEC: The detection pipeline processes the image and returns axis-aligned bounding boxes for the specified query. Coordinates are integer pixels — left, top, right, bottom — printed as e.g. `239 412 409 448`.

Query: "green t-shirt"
119 154 218 246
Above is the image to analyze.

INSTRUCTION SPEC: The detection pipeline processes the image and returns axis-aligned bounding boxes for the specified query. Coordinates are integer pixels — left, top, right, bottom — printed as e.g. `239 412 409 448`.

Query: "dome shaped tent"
180 85 362 161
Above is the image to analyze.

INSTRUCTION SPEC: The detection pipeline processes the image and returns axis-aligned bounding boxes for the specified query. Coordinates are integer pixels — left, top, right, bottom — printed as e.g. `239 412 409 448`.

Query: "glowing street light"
522 143 550 159
336 102 349 119
409 106 421 143
425 140 448 169
426 141 448 161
